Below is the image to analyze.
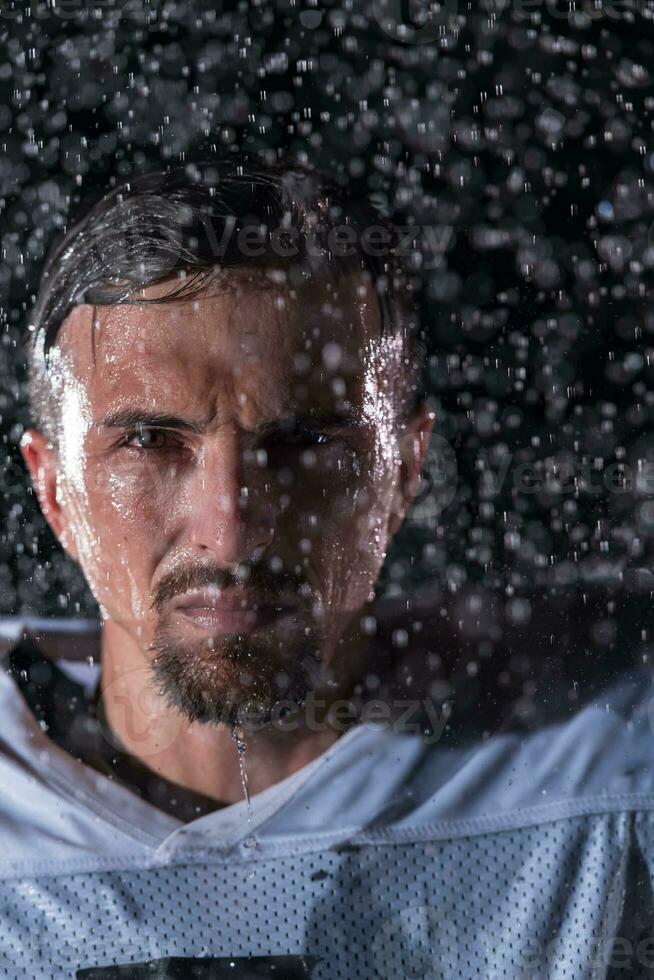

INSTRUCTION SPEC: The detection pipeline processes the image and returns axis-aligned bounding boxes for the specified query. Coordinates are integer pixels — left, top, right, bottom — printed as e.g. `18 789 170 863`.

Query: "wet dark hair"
26 152 425 444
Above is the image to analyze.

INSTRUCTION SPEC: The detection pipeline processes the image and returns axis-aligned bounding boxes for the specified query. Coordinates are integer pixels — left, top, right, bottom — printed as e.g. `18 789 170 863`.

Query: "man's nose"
185 425 275 567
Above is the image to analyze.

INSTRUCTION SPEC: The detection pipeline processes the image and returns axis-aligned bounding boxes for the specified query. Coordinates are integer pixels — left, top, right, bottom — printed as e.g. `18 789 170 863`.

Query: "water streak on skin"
318 331 404 621
47 341 101 587
126 565 149 625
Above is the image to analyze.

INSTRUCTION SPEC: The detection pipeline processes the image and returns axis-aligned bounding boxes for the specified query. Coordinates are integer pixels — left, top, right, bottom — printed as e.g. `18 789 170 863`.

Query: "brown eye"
125 429 170 450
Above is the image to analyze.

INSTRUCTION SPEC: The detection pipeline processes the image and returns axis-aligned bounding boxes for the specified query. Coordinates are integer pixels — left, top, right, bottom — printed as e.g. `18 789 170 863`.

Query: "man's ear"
19 427 79 563
387 397 437 539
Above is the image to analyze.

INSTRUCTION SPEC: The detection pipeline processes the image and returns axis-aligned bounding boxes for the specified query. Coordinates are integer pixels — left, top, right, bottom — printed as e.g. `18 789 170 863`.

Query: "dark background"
2 1 654 695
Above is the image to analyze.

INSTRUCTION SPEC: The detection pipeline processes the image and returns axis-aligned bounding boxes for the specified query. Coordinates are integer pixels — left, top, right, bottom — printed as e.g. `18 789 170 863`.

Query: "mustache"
150 562 304 612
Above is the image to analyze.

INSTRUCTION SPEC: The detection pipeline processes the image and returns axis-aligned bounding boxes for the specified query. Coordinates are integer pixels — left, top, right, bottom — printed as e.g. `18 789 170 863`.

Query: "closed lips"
172 588 290 611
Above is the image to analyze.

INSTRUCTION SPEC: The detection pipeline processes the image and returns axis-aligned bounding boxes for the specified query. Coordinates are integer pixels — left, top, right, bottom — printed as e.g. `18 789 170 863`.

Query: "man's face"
23 268 431 726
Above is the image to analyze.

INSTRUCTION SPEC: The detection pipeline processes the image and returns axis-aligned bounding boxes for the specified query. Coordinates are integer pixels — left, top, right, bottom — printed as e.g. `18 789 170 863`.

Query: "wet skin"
21 266 434 815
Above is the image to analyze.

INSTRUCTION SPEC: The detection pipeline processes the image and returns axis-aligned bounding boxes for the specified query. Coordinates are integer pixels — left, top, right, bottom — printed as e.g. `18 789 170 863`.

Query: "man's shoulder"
0 616 101 663
0 621 154 877
247 668 654 851
365 667 654 838
0 616 652 865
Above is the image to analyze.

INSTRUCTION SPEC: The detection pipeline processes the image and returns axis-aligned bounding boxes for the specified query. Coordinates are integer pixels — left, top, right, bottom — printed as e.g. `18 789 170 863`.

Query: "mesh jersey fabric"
1 635 654 977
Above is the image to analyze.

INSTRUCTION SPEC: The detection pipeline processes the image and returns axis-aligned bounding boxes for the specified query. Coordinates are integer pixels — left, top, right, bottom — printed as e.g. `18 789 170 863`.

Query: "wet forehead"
55 270 384 425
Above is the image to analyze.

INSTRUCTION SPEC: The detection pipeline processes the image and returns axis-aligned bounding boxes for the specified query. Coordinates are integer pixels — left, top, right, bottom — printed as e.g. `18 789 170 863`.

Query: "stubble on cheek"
98 469 170 625
60 440 167 626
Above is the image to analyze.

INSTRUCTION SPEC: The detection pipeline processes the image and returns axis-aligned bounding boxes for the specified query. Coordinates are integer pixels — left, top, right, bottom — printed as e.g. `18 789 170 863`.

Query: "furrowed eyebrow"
95 409 204 434
95 406 363 436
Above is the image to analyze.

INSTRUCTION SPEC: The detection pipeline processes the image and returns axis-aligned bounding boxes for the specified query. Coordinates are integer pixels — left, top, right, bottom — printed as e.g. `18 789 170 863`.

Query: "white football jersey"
1 620 654 978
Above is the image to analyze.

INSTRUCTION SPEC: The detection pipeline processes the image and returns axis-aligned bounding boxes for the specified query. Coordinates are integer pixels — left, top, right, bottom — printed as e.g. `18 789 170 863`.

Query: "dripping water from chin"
232 724 257 849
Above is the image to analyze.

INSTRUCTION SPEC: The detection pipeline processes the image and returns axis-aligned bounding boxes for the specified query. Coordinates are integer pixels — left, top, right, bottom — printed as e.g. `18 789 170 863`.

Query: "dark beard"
149 623 323 731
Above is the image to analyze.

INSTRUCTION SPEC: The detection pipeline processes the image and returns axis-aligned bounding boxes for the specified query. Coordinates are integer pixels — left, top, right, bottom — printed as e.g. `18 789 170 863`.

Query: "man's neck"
97 619 345 818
